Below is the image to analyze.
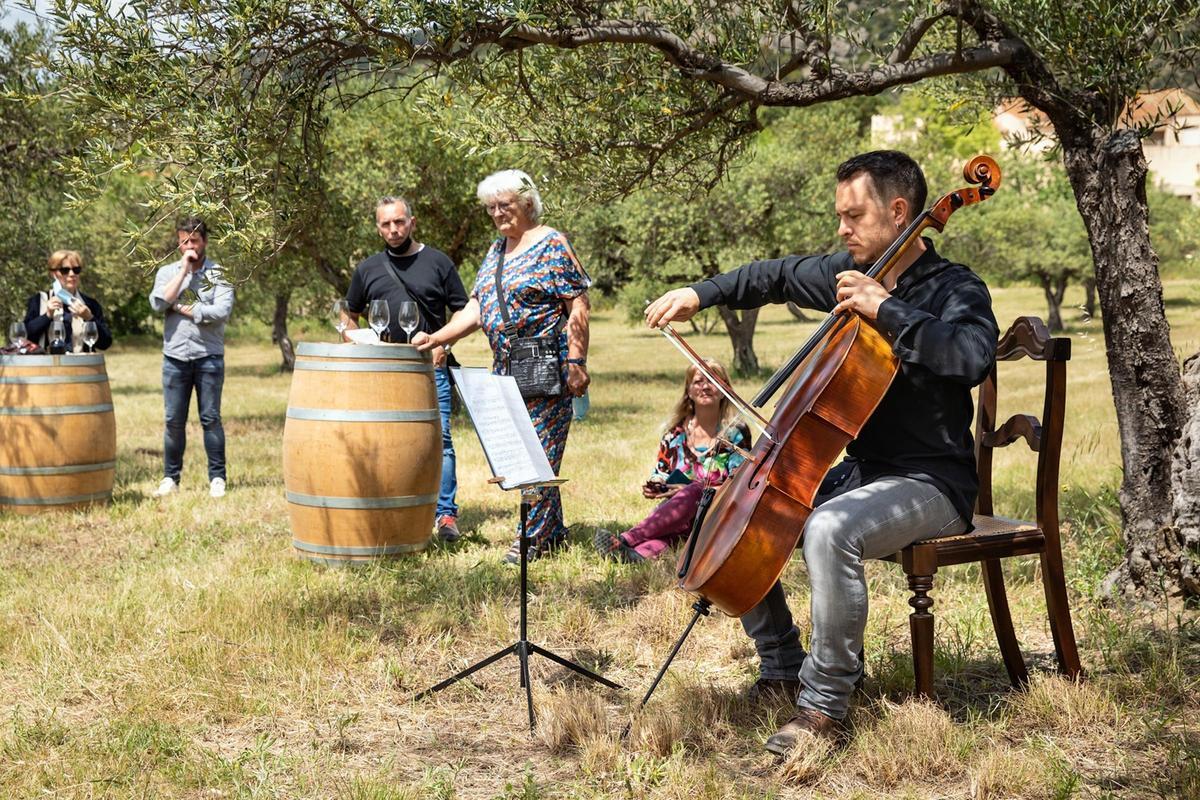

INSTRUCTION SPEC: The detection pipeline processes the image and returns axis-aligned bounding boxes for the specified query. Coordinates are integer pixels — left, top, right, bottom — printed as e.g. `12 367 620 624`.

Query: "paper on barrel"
344 328 379 344
451 367 556 491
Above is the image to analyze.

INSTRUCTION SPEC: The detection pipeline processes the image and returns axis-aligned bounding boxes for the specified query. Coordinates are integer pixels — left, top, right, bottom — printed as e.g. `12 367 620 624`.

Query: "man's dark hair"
176 216 208 239
836 151 927 222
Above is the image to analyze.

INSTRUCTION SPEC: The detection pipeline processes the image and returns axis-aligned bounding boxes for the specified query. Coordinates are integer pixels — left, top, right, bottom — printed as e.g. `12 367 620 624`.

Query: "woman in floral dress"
414 169 591 563
594 358 749 562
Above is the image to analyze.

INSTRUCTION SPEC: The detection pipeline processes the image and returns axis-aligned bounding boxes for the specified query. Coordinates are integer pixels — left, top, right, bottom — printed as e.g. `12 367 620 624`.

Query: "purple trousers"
621 480 708 559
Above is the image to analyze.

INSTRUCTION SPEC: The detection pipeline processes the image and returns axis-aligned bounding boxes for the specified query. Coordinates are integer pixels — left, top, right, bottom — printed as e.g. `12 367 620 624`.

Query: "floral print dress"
472 230 589 547
651 421 750 486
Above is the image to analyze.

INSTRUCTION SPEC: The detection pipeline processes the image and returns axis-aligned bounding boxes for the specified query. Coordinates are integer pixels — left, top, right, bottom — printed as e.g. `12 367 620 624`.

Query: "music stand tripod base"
414 483 622 733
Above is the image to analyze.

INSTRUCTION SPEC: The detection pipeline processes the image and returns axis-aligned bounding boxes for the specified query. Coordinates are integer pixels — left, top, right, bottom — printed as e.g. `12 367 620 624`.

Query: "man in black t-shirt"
343 196 472 542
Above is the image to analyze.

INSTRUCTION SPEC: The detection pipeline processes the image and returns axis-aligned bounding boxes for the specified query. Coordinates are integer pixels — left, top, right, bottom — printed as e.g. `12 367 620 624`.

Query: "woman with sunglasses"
24 250 113 352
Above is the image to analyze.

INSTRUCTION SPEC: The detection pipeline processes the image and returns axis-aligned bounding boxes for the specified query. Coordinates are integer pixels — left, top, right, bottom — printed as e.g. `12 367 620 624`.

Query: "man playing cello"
645 150 999 755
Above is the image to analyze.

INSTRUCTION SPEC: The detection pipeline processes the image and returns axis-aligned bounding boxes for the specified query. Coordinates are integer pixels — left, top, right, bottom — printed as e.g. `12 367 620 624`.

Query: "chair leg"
981 558 1029 688
904 545 938 699
1039 550 1083 678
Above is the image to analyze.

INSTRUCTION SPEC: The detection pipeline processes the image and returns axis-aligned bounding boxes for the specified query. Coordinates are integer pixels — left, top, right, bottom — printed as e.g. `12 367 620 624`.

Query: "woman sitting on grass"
594 358 749 563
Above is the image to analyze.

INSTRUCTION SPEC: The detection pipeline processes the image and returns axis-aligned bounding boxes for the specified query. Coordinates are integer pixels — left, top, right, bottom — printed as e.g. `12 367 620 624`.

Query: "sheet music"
451 367 557 491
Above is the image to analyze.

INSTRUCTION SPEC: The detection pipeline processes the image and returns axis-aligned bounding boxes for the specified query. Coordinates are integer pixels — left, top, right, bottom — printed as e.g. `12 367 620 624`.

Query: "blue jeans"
162 354 226 482
435 367 458 518
740 460 966 720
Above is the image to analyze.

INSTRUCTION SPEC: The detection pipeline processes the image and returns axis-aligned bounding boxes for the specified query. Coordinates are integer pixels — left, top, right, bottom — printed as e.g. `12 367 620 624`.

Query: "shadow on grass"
569 402 646 426
223 413 285 435
1165 294 1198 309
276 525 672 642
1077 613 1200 796
109 383 161 397
230 475 286 489
112 488 148 505
226 363 289 379
599 370 689 390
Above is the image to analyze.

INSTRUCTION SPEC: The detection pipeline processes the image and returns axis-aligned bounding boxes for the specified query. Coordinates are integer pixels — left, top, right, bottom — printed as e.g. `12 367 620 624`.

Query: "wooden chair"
882 316 1083 697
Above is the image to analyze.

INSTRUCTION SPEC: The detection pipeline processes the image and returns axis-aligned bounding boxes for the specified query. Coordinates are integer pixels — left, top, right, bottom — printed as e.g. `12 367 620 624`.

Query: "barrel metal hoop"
0 460 116 476
0 354 105 366
294 360 433 374
285 490 438 509
0 403 114 416
291 538 429 556
0 490 111 506
295 342 427 360
285 408 438 423
0 374 108 384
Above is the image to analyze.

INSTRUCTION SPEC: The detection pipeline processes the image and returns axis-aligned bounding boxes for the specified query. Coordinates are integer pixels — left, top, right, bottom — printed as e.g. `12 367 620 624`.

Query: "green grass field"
2 282 1198 798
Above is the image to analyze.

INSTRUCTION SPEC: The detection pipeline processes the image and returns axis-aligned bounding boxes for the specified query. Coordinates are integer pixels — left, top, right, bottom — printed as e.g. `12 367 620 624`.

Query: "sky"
1 1 51 30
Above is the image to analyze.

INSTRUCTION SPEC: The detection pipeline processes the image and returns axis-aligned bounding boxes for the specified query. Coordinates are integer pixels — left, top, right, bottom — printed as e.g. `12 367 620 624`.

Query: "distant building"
873 90 1200 203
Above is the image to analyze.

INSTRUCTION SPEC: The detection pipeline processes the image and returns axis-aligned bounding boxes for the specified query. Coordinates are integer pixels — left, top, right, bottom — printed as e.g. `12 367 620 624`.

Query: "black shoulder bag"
494 247 564 399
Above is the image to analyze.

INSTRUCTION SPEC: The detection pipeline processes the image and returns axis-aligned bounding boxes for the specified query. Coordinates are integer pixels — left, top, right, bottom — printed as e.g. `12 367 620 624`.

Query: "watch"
566 357 587 366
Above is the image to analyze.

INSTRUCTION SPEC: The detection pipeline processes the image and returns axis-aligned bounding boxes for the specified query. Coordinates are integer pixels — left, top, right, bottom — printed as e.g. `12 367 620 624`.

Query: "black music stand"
414 480 621 731
414 367 620 732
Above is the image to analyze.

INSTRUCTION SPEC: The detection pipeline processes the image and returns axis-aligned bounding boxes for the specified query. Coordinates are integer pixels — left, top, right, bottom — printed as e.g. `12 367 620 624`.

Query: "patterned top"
652 421 750 486
472 230 590 372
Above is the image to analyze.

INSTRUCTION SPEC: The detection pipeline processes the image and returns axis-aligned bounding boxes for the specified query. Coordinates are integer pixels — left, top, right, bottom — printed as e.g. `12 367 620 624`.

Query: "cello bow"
657 323 776 442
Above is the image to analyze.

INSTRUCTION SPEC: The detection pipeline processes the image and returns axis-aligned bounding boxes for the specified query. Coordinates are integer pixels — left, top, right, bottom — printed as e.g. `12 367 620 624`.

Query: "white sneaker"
209 477 226 498
153 477 178 497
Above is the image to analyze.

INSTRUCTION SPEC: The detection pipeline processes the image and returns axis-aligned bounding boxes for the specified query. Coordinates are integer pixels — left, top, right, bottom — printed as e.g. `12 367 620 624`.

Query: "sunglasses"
55 267 83 275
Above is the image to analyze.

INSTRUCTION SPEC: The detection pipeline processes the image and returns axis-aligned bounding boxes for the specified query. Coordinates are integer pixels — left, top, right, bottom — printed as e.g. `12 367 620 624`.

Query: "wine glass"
82 321 99 353
396 301 419 343
331 299 350 341
7 321 27 348
368 298 390 343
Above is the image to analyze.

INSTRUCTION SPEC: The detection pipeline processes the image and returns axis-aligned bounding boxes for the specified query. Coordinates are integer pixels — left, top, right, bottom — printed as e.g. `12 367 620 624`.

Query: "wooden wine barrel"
0 353 117 514
282 342 442 565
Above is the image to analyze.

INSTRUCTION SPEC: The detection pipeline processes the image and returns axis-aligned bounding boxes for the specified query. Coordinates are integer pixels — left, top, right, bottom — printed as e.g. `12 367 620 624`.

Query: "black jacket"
24 290 114 352
690 238 998 523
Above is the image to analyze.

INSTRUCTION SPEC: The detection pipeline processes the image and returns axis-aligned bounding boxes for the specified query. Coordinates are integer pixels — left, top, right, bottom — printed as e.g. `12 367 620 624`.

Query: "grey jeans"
740 460 967 720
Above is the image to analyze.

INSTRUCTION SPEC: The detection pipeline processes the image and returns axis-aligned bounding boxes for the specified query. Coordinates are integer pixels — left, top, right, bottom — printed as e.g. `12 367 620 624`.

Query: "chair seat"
924 513 1046 567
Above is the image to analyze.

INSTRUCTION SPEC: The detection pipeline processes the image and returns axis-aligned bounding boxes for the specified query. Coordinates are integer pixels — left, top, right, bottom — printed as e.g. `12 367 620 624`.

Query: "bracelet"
566 357 587 366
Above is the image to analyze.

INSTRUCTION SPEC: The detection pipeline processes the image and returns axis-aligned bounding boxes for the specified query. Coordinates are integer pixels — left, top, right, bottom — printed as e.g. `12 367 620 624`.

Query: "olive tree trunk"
786 301 813 322
1058 128 1192 598
715 305 760 376
1038 273 1068 333
1170 353 1200 597
272 290 295 372
1083 277 1097 321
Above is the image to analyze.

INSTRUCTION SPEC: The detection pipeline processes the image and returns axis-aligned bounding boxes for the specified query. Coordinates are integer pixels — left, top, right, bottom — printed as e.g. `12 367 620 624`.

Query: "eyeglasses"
484 200 515 214
54 267 83 275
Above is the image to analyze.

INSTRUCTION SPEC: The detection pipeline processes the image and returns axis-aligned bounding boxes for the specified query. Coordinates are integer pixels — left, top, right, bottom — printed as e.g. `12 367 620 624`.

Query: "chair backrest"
974 317 1071 546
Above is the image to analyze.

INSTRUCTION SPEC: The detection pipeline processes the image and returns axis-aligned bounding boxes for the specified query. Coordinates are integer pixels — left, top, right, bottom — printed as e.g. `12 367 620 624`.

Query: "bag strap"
492 239 569 339
383 253 415 302
492 244 518 338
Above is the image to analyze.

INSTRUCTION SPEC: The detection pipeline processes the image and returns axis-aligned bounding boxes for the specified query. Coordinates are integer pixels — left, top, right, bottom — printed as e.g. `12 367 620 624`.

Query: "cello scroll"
928 155 1002 230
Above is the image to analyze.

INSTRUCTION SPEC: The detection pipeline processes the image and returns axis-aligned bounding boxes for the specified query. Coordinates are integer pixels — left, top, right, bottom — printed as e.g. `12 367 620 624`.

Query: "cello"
659 155 1002 616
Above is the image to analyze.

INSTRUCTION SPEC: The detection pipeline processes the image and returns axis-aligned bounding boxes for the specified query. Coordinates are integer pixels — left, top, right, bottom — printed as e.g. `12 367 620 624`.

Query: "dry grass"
846 700 969 788
967 746 1055 800
1 282 1199 797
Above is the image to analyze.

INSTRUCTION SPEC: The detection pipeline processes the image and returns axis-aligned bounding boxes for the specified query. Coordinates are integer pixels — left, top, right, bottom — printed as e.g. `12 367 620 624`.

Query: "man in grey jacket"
148 217 235 498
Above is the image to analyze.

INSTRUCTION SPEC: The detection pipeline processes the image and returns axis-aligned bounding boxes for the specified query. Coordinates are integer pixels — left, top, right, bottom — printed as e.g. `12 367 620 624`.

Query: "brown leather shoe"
764 707 844 756
744 677 802 704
